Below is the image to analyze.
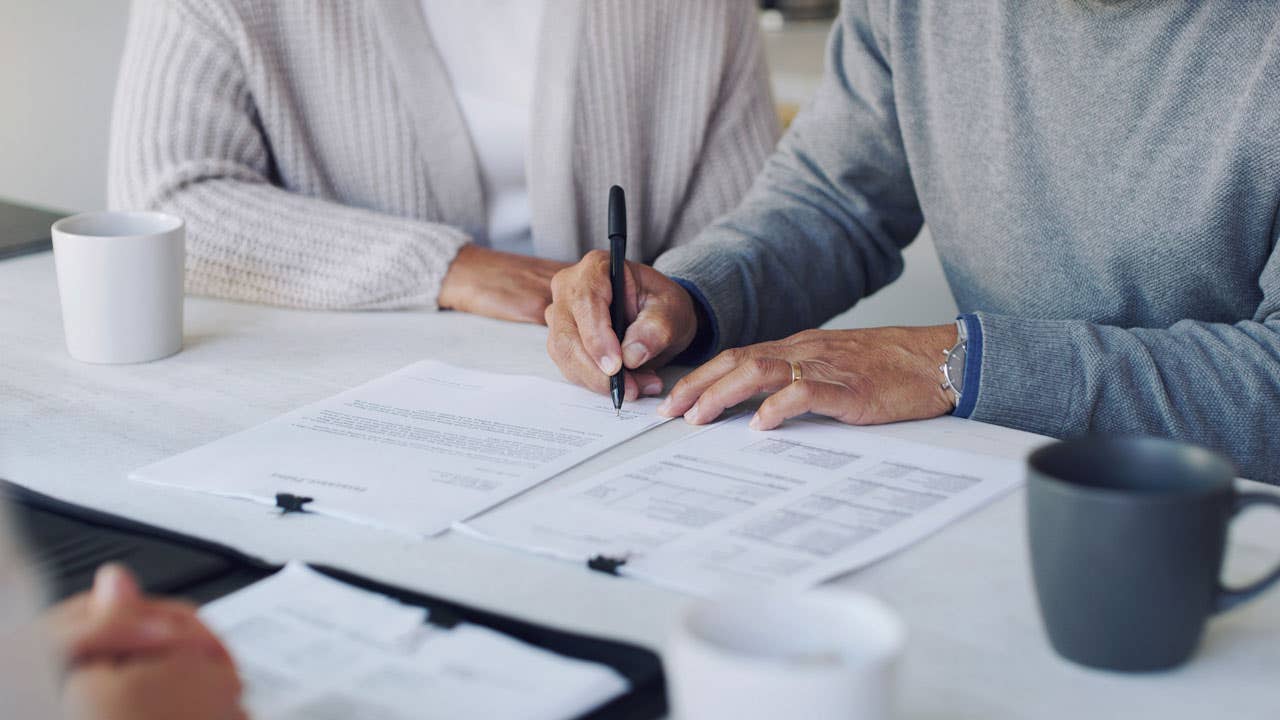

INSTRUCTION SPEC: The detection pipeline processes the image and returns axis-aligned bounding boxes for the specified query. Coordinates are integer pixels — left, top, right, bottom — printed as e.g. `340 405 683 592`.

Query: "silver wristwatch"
940 319 967 409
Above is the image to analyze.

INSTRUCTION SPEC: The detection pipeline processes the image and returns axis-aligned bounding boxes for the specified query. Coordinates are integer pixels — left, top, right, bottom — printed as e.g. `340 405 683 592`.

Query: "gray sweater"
108 0 778 310
655 1 1280 482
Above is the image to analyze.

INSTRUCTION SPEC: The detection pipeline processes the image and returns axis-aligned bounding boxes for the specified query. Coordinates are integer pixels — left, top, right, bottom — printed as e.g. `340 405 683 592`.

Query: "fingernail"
684 403 700 424
642 382 662 396
622 342 650 368
657 398 674 416
91 565 131 612
749 414 762 430
138 617 175 641
598 355 618 374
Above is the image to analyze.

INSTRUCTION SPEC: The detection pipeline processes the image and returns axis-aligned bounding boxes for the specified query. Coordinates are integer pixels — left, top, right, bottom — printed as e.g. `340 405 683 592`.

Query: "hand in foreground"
657 325 958 429
545 250 699 400
46 564 231 668
50 565 246 720
438 244 570 324
63 648 247 720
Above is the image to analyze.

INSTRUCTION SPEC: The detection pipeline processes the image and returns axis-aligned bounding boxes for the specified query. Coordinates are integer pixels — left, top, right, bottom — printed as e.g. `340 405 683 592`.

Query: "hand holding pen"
543 187 701 404
608 186 628 415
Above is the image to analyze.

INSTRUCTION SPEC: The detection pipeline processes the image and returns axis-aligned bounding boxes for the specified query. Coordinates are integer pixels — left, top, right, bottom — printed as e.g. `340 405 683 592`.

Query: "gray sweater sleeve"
654 1 922 346
971 270 1280 483
107 0 468 310
654 1 1280 482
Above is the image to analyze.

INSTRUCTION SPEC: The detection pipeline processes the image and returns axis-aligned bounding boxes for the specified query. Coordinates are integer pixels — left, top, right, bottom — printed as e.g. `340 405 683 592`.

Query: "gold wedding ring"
789 360 803 384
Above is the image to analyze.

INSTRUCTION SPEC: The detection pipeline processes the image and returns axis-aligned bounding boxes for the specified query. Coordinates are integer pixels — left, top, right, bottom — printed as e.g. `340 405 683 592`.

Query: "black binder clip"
274 493 314 515
587 554 629 576
425 606 462 630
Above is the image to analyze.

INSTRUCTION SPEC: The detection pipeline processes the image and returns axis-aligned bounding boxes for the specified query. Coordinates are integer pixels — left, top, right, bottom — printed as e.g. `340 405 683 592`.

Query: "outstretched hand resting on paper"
656 325 959 429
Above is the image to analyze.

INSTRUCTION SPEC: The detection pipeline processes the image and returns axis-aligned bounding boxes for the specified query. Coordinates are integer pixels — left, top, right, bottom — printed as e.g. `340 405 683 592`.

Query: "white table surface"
4 252 1278 718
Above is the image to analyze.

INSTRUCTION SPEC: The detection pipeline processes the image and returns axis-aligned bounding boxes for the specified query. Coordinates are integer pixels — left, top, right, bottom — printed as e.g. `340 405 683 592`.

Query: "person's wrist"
674 284 701 356
686 288 707 344
668 277 720 365
919 323 959 414
438 243 481 310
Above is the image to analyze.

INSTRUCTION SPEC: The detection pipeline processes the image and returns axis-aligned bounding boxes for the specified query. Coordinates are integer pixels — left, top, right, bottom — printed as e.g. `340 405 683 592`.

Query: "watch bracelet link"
940 318 967 409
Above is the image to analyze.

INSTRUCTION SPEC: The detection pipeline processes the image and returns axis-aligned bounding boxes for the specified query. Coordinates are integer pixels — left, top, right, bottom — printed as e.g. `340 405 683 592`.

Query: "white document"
200 564 629 720
131 361 667 536
463 415 1023 595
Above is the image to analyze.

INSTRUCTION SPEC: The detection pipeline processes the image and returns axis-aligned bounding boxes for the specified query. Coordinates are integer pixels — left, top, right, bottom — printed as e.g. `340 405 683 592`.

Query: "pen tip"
616 408 621 418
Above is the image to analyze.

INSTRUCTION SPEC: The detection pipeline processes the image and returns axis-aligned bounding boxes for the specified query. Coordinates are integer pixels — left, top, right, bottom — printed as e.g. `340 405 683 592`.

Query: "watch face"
946 343 966 394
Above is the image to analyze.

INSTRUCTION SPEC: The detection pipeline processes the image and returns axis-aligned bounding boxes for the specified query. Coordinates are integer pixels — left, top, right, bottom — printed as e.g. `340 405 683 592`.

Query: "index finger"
553 251 634 376
658 347 754 418
546 302 641 401
52 591 232 668
682 357 793 425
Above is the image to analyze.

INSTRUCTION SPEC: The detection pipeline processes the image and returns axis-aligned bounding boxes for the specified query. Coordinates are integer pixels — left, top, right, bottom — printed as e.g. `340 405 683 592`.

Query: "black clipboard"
2 480 667 720
0 199 65 260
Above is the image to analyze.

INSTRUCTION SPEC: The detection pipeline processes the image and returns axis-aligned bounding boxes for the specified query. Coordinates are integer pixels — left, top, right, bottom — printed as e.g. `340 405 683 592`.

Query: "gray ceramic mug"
1027 436 1280 672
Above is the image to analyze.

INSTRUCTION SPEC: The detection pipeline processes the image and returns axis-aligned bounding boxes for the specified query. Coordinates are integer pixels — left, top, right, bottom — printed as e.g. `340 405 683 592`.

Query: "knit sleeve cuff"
952 313 983 418
966 311 1078 437
670 277 721 366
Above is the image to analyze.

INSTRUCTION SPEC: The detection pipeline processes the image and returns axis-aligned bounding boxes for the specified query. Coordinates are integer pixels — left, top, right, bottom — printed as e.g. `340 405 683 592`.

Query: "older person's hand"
439 245 570 324
48 564 246 720
657 325 959 429
45 564 231 668
545 250 700 399
63 649 247 720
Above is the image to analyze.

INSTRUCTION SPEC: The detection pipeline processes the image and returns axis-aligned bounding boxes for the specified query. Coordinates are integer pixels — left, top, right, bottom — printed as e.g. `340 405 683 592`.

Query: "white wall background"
0 0 131 213
0 5 955 327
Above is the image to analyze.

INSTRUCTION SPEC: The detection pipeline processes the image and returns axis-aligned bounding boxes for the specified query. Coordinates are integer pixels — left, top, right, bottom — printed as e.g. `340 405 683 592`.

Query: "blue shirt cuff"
953 313 983 419
670 277 720 366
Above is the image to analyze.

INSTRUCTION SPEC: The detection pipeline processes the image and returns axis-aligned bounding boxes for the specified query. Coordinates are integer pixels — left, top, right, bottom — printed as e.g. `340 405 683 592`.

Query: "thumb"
90 563 142 616
620 286 692 369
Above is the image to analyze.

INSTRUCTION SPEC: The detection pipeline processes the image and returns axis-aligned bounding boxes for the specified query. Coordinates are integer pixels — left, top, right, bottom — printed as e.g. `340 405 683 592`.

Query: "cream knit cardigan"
107 0 779 310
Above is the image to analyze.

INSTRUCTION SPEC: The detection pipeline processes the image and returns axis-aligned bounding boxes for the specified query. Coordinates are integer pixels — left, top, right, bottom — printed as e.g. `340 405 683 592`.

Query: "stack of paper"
131 361 667 536
462 415 1024 596
200 564 629 720
132 360 1024 598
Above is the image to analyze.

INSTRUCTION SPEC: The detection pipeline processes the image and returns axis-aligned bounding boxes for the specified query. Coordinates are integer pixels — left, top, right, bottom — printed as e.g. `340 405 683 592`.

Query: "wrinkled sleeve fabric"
654 0 922 352
969 239 1280 483
108 0 468 310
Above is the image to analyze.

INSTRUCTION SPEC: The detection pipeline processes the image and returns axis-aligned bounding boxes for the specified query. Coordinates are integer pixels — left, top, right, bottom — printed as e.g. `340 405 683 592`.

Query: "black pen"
608 185 628 417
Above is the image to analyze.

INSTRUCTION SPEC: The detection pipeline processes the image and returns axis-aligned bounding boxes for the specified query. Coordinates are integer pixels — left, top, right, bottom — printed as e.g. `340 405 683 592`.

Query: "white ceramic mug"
665 589 904 720
52 211 185 364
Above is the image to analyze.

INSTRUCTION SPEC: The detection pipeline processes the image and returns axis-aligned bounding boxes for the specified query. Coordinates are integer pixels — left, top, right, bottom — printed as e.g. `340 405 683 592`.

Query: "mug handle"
1216 491 1280 613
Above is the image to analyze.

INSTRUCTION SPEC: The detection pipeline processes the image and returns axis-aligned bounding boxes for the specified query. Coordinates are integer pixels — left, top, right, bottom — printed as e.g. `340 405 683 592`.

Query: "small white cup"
666 589 904 720
52 211 185 364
